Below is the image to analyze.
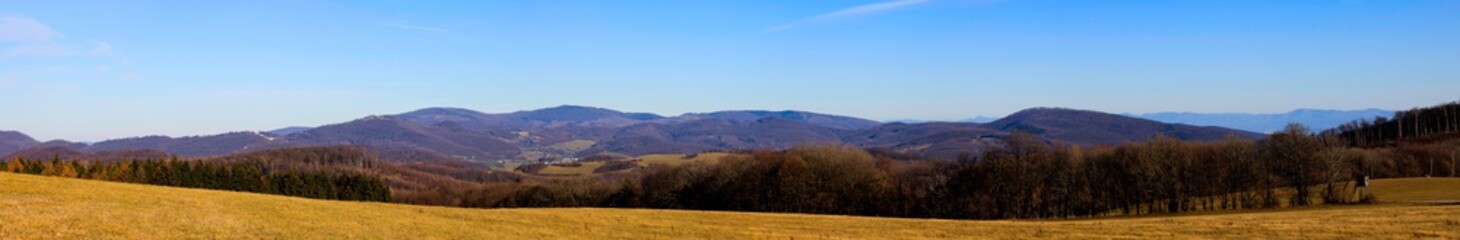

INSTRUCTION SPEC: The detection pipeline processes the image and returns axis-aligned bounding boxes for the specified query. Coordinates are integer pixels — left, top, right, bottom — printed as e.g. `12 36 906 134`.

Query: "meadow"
2 172 1457 239
533 152 733 176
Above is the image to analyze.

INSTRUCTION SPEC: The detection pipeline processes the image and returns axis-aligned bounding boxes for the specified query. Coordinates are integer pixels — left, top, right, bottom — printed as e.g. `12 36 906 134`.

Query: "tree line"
459 124 1455 219
3 156 390 201
1330 100 1460 147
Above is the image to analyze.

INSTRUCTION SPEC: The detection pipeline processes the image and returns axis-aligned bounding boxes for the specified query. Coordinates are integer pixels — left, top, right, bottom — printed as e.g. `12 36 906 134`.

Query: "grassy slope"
547 140 596 153
537 161 606 175
2 173 1458 239
533 153 734 176
1369 177 1460 202
634 152 733 167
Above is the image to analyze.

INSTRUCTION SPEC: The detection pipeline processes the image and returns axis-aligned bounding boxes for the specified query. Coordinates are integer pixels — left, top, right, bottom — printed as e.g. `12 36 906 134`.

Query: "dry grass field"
2 172 1458 239
634 152 734 167
547 140 597 153
1369 177 1460 203
536 161 607 175
532 153 735 176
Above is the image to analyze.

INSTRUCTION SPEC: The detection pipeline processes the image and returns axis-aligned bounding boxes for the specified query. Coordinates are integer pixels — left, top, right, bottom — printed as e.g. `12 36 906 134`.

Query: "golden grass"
1369 177 1460 202
635 152 733 167
2 172 1459 239
536 161 605 176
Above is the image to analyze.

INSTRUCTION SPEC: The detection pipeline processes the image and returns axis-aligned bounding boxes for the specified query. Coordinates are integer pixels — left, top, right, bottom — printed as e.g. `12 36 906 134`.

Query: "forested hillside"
3 156 389 201
464 125 1455 219
0 147 528 204
5 104 1456 220
1330 101 1460 147
1 106 1261 164
0 130 39 156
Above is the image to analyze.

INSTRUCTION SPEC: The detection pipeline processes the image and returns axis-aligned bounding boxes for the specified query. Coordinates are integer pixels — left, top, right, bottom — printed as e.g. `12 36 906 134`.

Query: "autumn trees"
601 145 893 215
458 126 1459 220
6 124 1452 220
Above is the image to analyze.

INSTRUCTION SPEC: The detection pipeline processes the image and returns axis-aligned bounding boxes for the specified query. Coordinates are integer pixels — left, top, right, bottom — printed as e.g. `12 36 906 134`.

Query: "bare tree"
1264 123 1324 206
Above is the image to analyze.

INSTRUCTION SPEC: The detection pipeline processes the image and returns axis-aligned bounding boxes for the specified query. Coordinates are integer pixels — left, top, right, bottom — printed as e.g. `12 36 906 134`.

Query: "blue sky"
2 0 1458 141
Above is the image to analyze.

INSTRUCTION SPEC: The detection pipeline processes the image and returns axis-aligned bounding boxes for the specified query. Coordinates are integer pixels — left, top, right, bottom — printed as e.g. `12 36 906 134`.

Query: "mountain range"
899 109 1393 134
1127 109 1394 133
0 106 1264 165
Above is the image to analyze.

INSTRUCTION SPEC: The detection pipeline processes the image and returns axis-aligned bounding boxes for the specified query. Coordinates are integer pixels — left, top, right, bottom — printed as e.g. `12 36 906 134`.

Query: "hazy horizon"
3 0 1458 141
1 104 1406 142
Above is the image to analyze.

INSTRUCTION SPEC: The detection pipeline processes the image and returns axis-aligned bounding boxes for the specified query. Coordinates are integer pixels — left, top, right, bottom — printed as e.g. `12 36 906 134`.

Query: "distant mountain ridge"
398 105 668 131
268 127 313 136
396 105 882 131
669 110 881 130
0 131 40 156
886 116 1002 124
990 108 1265 145
3 106 1264 164
1129 109 1393 133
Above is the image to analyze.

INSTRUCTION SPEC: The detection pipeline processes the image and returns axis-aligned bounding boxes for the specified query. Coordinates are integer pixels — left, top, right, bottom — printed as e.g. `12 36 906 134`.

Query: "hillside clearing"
547 140 597 153
536 161 606 175
634 152 733 167
1 173 1457 239
528 153 736 176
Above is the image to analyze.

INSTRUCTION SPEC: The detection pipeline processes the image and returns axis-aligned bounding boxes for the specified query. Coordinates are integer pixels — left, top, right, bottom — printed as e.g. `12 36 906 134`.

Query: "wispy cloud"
2 43 79 58
91 41 113 56
383 22 452 33
0 15 77 59
764 0 930 33
0 15 61 42
0 15 138 82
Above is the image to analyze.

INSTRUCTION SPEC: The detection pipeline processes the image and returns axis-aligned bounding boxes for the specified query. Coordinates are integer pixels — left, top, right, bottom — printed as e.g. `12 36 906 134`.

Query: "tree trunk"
1389 114 1401 139
1448 106 1454 133
1441 107 1449 133
1407 111 1419 137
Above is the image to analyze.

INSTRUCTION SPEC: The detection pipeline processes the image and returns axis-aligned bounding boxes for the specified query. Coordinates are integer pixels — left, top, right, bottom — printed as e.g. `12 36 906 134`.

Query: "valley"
4 1 1455 238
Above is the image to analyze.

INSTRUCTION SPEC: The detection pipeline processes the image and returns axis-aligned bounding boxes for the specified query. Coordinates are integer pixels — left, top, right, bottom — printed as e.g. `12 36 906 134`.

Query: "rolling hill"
585 118 851 156
395 105 881 131
987 108 1265 145
267 126 313 136
844 122 1006 160
0 130 39 156
1 106 1264 164
397 105 665 131
2 172 1456 239
668 110 882 130
289 116 522 161
2 146 171 163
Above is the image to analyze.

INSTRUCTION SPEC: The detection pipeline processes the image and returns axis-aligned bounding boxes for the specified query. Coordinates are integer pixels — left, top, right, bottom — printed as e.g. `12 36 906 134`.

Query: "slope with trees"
1331 101 1460 147
3 106 1263 165
0 130 40 156
464 123 1451 219
2 155 390 201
